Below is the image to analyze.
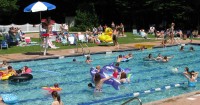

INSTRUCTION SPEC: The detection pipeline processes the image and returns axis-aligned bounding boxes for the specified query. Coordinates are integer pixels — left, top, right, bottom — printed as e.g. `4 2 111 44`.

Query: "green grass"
0 32 157 54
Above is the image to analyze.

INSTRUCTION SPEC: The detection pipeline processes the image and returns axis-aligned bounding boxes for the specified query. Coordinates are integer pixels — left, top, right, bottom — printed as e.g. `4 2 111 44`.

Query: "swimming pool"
1 44 200 105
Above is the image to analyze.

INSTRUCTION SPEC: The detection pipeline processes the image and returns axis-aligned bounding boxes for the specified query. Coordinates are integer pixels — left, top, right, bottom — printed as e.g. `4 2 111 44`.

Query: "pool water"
1 44 200 105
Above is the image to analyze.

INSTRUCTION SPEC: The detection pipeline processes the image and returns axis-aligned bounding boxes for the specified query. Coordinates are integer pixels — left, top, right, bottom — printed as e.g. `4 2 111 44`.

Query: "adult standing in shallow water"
93 73 112 92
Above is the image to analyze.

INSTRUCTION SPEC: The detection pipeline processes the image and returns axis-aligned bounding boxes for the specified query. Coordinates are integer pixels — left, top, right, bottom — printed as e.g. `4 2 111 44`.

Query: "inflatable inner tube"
1 94 18 104
9 74 33 82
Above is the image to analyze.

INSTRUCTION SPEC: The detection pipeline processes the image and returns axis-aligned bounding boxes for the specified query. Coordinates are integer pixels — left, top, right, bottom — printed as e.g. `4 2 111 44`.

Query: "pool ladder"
121 97 142 105
76 43 90 55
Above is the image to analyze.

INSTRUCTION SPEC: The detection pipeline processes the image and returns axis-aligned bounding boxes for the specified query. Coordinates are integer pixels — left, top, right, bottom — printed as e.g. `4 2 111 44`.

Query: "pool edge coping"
143 90 200 105
8 43 198 63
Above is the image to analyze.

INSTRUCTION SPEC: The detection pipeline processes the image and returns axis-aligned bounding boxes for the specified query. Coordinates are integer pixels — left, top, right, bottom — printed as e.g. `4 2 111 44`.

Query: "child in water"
54 83 59 88
88 83 95 89
116 55 123 62
85 56 92 64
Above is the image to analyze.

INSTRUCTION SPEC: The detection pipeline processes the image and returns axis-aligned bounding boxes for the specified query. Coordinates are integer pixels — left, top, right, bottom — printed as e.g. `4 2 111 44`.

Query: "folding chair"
1 40 8 49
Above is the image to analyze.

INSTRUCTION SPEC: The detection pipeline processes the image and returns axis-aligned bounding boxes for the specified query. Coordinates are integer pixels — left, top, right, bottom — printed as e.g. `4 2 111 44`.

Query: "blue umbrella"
24 1 56 20
24 1 56 12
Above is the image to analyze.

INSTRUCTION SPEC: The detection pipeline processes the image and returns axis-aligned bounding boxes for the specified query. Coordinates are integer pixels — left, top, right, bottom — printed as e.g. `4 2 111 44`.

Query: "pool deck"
1 38 200 105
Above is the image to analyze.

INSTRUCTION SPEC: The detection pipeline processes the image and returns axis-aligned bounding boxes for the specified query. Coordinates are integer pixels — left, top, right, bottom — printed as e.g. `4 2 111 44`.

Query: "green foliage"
0 0 18 12
74 10 99 31
69 27 81 32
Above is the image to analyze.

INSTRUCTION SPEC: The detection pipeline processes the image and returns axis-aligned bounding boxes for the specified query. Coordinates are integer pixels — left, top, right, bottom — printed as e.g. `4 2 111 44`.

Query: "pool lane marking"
7 77 200 104
79 78 200 105
78 82 187 105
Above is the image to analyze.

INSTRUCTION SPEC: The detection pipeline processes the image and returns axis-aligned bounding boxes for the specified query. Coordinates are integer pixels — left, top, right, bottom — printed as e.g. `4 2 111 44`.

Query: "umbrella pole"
39 11 48 56
43 36 48 55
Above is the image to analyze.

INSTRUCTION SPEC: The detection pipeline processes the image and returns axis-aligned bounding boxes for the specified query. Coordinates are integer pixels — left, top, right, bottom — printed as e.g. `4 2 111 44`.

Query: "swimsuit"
94 88 102 92
188 81 196 87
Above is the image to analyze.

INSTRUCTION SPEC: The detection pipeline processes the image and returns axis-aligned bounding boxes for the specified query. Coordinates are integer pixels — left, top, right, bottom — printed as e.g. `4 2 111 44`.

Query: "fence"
0 23 62 33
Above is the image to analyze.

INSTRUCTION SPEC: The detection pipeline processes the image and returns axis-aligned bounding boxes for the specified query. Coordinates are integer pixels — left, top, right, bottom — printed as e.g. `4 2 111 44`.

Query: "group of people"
116 53 133 62
179 46 195 51
0 60 63 105
89 62 130 93
144 53 174 62
4 26 25 46
0 61 32 80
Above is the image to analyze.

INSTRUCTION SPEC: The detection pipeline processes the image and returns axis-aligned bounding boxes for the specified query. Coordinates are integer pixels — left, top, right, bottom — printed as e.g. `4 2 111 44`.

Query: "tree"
74 2 98 31
74 10 98 31
0 0 18 12
0 0 19 24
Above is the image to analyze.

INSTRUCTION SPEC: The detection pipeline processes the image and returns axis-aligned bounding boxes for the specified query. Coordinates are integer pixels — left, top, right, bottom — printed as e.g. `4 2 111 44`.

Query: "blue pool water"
1 44 200 105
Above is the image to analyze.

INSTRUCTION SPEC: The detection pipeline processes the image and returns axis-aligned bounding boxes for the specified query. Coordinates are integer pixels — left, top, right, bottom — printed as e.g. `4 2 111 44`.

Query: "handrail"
79 43 84 53
75 43 90 55
84 43 90 54
121 97 142 105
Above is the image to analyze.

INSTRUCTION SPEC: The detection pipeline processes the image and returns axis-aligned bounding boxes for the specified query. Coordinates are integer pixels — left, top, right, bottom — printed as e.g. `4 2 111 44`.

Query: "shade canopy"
24 1 56 12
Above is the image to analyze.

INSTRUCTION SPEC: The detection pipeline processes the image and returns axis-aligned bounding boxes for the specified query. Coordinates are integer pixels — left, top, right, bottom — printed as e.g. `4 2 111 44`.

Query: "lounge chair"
1 40 8 49
68 34 76 45
78 34 88 43
60 36 68 45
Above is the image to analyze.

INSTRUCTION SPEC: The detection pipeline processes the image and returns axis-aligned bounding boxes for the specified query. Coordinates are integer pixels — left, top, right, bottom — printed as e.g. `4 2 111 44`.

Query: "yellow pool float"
98 27 113 43
1 71 15 80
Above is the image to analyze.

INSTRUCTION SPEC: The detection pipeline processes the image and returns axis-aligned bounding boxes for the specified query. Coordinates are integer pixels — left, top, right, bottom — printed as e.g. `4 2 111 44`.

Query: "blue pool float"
90 67 121 90
103 63 131 73
1 94 18 104
121 57 133 62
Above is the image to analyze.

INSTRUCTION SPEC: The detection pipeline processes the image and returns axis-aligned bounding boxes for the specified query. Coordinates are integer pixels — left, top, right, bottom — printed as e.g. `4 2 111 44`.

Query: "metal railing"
121 97 142 105
76 43 90 55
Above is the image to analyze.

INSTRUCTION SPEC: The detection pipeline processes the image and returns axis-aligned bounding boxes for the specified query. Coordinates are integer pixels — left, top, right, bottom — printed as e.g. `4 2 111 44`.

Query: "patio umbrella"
24 1 56 20
23 1 56 56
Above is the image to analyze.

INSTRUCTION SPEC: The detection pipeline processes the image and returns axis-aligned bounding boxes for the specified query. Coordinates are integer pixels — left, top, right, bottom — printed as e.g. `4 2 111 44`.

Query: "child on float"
113 69 119 78
5 66 17 76
22 66 32 74
53 83 60 89
124 53 133 59
96 65 101 73
118 70 130 83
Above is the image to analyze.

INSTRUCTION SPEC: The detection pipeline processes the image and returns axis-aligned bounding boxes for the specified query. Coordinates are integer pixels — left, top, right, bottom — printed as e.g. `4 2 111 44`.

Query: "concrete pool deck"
1 38 200 105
